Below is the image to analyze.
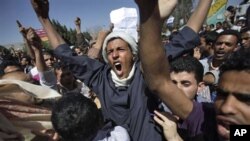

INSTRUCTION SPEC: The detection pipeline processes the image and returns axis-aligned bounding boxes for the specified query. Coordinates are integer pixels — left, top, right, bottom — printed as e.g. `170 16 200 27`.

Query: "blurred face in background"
241 30 250 48
43 54 55 68
213 35 238 61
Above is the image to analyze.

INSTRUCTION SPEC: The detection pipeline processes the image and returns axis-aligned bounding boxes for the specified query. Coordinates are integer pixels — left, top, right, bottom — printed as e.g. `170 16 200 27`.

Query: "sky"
0 0 241 45
0 0 137 45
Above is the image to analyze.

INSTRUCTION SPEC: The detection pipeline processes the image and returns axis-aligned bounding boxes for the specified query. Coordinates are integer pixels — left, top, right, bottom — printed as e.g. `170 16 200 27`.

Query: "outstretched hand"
75 17 81 26
135 0 177 22
16 20 27 38
31 0 49 18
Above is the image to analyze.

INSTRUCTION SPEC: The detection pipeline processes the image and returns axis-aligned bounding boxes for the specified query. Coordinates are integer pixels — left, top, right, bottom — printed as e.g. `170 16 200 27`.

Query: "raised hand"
30 0 49 18
75 17 81 26
26 28 42 51
135 0 177 22
16 20 27 38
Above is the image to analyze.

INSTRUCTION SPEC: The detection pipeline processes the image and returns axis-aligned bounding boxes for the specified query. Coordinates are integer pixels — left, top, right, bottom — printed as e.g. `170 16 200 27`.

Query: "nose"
112 50 118 58
219 43 227 49
242 39 247 45
219 94 237 115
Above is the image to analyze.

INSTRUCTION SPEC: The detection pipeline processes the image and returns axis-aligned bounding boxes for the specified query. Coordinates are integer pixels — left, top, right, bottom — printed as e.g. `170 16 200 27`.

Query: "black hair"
20 55 32 65
170 56 204 83
220 48 250 76
205 31 219 44
51 93 103 141
215 30 241 44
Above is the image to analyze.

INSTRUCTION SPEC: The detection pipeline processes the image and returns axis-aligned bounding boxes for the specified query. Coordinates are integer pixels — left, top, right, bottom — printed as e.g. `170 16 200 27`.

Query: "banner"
206 0 228 25
35 29 49 42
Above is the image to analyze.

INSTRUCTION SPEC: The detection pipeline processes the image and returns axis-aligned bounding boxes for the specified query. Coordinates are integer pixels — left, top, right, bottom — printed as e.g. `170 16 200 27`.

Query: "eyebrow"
217 88 250 101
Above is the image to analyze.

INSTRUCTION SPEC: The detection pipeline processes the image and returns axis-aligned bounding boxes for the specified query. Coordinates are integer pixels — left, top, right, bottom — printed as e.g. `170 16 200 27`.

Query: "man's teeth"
115 62 121 68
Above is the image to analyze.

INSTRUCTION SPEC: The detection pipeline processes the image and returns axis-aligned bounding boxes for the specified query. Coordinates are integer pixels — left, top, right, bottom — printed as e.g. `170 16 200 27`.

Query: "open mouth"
215 51 226 58
114 62 123 77
115 62 122 71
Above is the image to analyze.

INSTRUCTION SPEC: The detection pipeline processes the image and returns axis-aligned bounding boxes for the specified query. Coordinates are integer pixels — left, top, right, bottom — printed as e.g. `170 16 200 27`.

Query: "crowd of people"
0 0 250 141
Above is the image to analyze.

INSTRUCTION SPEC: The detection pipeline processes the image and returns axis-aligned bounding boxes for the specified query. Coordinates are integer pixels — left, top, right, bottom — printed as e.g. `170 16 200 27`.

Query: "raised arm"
186 0 212 33
137 0 212 119
17 20 35 60
25 27 47 72
30 0 65 49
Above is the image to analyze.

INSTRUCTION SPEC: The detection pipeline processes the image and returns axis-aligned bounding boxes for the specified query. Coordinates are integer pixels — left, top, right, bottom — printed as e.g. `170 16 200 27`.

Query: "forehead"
75 48 81 51
241 31 250 37
170 71 197 82
219 71 250 94
43 54 53 58
217 34 237 42
106 38 130 50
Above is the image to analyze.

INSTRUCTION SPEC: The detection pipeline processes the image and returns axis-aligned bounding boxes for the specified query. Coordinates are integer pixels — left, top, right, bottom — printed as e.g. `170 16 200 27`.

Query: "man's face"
170 71 200 100
43 54 54 68
215 71 250 141
213 35 238 61
74 48 83 56
20 58 28 66
106 38 134 79
241 31 250 49
216 23 222 30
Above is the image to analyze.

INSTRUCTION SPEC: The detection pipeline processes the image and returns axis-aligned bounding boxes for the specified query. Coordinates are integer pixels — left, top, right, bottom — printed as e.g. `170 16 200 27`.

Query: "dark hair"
226 5 235 13
220 48 250 76
205 31 219 44
215 30 241 44
20 55 32 65
170 56 204 83
210 24 215 28
51 93 103 141
42 50 54 57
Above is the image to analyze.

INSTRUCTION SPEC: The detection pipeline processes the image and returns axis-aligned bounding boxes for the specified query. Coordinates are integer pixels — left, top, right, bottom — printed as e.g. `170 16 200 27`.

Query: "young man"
137 0 250 141
200 30 240 85
241 28 250 49
30 0 208 140
169 56 205 101
52 93 130 141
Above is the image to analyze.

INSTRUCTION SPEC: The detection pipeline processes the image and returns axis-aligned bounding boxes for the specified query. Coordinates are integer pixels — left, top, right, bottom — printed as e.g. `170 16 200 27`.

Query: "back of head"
170 56 204 83
220 48 250 76
51 93 102 141
205 31 219 44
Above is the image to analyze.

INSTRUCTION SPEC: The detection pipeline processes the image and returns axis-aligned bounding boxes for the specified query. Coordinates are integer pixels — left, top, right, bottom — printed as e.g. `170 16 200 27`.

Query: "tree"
51 19 92 46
